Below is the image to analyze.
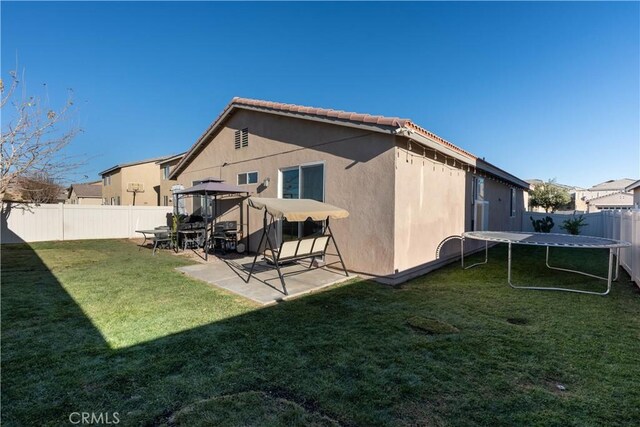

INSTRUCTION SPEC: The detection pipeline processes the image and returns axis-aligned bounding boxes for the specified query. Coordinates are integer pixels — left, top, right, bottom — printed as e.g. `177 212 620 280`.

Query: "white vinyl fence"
1 203 172 244
523 210 640 286
603 210 640 287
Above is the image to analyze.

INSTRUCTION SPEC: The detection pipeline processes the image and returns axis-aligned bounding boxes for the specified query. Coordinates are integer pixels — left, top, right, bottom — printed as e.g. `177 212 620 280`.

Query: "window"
103 175 111 186
510 188 517 217
234 128 249 149
472 176 484 203
237 171 258 185
110 197 116 205
279 163 325 242
163 195 169 206
162 165 170 180
116 196 121 206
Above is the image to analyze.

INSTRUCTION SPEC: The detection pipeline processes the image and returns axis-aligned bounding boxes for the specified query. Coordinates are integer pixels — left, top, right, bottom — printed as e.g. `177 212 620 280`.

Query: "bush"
561 215 588 235
531 216 554 233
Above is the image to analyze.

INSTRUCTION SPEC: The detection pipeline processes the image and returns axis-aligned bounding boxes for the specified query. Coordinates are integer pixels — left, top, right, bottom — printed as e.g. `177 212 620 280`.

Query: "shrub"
561 215 588 235
531 216 554 233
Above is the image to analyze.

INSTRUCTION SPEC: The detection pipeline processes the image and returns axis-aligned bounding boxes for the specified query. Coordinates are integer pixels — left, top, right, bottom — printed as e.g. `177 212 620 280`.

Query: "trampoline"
461 231 631 296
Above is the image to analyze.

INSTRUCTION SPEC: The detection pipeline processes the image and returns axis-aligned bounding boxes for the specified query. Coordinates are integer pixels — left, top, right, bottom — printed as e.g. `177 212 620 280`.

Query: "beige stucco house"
67 181 102 205
170 97 529 283
157 153 185 207
100 156 176 206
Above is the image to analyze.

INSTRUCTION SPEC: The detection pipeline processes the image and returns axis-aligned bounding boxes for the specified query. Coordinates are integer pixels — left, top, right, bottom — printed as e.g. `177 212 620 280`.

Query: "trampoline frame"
461 231 631 296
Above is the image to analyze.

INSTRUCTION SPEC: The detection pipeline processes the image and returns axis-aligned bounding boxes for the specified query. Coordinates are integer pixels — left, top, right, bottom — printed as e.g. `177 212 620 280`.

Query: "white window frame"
277 161 325 200
237 171 259 185
162 165 170 180
510 188 517 217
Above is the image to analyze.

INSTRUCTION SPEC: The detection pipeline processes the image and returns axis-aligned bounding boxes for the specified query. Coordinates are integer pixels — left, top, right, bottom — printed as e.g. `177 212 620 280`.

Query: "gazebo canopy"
248 197 349 221
176 179 248 196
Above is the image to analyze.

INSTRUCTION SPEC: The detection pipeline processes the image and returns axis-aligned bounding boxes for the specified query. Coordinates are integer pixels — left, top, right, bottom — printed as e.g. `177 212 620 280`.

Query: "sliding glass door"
279 163 325 242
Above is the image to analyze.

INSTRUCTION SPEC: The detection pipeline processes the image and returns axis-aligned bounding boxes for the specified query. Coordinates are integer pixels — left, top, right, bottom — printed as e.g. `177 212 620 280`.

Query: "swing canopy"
247 197 349 221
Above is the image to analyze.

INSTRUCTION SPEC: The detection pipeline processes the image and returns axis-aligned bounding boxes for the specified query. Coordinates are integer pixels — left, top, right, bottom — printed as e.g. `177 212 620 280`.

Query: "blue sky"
2 1 638 188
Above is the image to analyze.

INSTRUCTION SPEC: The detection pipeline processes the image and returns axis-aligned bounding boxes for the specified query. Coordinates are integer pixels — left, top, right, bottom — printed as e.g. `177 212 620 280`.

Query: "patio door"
279 163 325 243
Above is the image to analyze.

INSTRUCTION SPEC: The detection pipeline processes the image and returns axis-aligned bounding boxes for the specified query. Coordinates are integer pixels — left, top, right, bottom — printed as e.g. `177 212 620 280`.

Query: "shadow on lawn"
2 242 638 426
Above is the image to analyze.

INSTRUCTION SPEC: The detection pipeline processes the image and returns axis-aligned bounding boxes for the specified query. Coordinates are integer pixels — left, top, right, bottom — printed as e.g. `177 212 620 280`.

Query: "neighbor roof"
99 155 178 176
69 183 102 199
156 152 186 166
171 97 528 188
626 179 640 192
589 178 636 191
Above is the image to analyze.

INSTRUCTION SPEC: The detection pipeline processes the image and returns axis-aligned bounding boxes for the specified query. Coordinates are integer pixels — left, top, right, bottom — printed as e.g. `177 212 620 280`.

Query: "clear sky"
2 1 638 188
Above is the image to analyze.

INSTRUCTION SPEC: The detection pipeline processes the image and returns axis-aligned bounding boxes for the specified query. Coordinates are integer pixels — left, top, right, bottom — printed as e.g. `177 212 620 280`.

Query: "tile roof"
173 97 529 188
231 97 476 159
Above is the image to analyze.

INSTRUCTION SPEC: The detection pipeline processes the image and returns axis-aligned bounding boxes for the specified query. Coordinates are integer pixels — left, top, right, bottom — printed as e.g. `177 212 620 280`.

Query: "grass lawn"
2 239 639 426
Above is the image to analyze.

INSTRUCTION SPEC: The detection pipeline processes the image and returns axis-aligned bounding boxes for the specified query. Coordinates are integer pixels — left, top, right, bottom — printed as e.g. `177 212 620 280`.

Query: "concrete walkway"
176 255 352 305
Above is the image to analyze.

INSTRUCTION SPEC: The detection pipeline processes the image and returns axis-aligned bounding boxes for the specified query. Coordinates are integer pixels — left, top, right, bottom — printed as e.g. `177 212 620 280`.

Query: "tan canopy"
248 197 349 221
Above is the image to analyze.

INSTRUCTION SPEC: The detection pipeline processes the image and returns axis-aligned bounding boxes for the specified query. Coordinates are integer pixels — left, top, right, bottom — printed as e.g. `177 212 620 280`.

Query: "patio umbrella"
174 178 249 260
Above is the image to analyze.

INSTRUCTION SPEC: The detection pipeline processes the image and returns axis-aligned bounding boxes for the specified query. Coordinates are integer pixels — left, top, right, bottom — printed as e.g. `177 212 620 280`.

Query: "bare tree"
20 171 64 204
1 70 81 204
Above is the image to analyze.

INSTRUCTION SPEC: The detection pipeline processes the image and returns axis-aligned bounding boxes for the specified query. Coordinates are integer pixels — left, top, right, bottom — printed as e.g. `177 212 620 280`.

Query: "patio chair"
152 226 172 255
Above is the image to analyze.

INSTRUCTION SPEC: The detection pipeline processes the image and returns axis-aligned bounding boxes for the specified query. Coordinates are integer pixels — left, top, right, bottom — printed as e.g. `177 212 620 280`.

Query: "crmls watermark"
69 412 120 425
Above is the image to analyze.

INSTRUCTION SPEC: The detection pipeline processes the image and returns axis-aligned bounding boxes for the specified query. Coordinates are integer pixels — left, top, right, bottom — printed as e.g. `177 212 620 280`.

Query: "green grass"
2 239 639 426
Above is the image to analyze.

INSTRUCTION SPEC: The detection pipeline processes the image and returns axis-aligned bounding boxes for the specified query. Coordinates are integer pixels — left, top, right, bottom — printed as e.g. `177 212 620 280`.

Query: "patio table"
135 229 175 255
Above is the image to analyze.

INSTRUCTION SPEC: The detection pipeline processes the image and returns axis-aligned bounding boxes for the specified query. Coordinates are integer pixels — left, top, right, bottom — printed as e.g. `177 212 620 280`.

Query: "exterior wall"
176 109 397 276
102 170 123 205
634 188 640 208
159 158 183 206
102 162 162 206
393 141 524 280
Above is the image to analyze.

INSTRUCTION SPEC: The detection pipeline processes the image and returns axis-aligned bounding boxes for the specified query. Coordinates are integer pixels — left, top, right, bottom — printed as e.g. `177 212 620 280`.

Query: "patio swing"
245 197 350 295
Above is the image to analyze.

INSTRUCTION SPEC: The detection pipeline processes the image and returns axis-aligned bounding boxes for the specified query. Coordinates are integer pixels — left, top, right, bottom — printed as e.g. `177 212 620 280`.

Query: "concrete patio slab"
176 255 353 305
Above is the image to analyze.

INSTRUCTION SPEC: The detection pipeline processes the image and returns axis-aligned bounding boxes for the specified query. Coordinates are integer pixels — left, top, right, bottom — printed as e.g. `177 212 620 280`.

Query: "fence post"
60 203 65 241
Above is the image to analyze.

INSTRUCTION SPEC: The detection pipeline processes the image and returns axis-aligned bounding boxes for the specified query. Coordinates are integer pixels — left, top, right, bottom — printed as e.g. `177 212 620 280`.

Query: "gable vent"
234 130 241 149
241 128 249 147
234 128 249 149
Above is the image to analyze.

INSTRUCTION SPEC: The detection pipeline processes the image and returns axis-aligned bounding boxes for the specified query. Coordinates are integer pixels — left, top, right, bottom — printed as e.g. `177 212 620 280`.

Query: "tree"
1 70 81 204
529 179 571 213
20 171 64 204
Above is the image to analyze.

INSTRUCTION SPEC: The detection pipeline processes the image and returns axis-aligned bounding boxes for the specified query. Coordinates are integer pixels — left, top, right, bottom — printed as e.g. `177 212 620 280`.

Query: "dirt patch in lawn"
407 316 460 335
166 391 341 427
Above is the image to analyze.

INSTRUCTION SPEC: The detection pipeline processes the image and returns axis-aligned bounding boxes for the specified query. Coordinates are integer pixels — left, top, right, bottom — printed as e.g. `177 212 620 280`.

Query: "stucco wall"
393 141 524 278
177 109 397 276
159 158 182 206
102 162 162 206
634 188 640 208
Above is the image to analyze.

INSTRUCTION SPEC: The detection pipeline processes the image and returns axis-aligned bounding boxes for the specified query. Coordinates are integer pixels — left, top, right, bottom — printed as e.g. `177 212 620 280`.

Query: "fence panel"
1 203 172 244
523 211 603 237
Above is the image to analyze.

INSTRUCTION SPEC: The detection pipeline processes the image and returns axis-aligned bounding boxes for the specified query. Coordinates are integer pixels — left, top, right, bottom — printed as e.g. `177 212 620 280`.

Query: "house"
626 180 640 208
99 155 176 206
170 97 529 283
156 153 185 207
575 178 636 211
67 181 102 205
586 192 635 212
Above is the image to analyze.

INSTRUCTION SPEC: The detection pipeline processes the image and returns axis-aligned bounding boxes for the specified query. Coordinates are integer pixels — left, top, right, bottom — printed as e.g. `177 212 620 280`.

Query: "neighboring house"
99 155 176 206
626 180 640 208
170 97 528 283
575 178 636 211
67 181 102 205
157 153 186 207
586 192 635 212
